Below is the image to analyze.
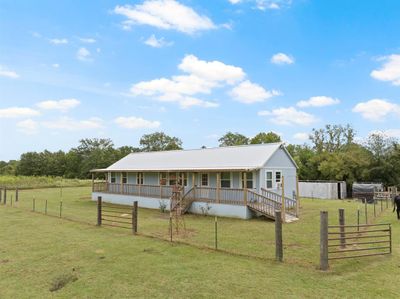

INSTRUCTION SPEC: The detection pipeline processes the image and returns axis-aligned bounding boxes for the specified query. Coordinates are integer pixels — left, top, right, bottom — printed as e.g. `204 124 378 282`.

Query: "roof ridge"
127 142 283 156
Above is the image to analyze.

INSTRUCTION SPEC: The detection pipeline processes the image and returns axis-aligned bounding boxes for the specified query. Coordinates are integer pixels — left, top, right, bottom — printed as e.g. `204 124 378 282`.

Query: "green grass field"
0 187 399 298
0 175 91 189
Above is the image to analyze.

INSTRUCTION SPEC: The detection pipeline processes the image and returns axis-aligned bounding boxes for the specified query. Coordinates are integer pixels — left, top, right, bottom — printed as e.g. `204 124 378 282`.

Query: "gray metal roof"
92 143 296 172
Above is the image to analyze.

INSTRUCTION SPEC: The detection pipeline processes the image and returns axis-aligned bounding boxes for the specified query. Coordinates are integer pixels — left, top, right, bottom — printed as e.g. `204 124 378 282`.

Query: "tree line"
0 126 399 187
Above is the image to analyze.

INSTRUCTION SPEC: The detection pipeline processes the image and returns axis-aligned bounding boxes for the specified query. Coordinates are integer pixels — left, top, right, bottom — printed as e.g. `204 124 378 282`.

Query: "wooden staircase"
170 185 298 222
246 189 298 223
170 186 195 215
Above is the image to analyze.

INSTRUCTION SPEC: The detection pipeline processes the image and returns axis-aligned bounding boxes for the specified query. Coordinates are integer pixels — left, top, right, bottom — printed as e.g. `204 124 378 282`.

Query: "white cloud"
79 37 96 43
49 38 68 45
270 53 294 65
52 63 60 68
114 116 161 129
293 132 309 141
77 47 91 61
229 0 291 10
42 117 103 131
114 0 216 34
258 107 318 126
352 99 400 122
0 65 19 79
144 34 173 48
178 54 245 84
370 54 400 86
0 107 40 118
36 99 80 112
130 54 253 108
297 96 340 108
369 129 400 139
17 119 38 135
230 80 280 103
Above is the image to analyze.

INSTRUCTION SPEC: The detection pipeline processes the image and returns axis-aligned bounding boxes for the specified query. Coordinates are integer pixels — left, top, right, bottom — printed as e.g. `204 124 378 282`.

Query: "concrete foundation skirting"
92 192 252 219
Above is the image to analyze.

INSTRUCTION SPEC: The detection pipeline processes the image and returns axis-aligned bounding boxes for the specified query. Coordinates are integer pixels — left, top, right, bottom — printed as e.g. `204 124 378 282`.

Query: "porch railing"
261 188 298 217
194 186 245 205
93 182 175 199
93 182 298 216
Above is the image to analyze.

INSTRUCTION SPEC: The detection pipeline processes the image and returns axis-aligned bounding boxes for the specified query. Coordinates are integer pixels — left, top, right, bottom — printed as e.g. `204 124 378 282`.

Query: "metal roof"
92 143 296 172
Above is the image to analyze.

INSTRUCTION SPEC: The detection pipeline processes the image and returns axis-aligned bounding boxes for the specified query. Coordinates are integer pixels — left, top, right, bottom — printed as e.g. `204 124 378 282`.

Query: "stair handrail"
260 188 297 217
246 189 282 217
170 186 195 212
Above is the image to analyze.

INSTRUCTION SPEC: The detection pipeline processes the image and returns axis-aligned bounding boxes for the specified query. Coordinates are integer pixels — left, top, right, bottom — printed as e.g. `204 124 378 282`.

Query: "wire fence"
0 186 395 268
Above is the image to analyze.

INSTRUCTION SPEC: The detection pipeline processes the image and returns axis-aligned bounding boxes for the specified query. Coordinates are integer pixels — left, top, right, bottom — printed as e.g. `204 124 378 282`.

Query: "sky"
1 0 400 161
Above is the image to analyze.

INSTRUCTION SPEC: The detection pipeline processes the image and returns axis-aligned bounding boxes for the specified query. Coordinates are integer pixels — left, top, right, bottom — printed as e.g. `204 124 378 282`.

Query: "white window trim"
241 171 255 189
200 173 209 187
275 170 282 190
220 172 233 189
265 170 273 190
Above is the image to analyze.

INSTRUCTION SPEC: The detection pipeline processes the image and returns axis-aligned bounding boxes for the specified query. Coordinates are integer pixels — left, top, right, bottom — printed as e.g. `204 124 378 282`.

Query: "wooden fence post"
364 198 368 224
281 176 285 223
45 199 48 215
97 196 102 226
59 201 62 218
4 188 6 205
357 209 360 232
373 199 376 218
275 210 283 262
15 188 19 202
0 188 2 204
169 213 173 242
320 211 329 271
32 197 35 212
132 201 138 234
380 198 383 212
214 216 218 250
339 208 345 248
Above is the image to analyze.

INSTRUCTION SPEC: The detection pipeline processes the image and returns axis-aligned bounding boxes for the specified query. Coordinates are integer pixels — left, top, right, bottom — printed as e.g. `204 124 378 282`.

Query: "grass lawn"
0 187 399 298
0 175 91 189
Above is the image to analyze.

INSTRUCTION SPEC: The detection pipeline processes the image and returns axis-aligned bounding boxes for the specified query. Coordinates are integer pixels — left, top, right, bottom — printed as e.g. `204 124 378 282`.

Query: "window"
169 173 177 186
275 171 282 183
201 173 208 186
110 173 116 183
122 172 127 184
241 172 253 189
178 172 187 186
220 172 231 188
136 172 143 185
266 171 273 189
159 172 167 185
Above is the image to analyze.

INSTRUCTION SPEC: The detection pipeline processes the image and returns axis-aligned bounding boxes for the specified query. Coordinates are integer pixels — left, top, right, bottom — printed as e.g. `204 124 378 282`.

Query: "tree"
310 124 355 153
218 132 249 147
139 132 182 152
250 132 281 144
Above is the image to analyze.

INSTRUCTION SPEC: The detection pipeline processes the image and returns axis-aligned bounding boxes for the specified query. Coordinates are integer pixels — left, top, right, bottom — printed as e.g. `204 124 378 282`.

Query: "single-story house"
91 143 299 221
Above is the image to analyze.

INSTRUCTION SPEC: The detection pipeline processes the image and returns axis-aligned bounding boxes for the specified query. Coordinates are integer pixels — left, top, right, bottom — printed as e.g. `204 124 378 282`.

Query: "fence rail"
320 210 392 270
97 197 138 233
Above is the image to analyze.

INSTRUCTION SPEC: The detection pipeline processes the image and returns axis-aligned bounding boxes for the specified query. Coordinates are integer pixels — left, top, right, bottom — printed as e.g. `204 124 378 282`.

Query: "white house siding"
261 148 297 199
92 192 252 219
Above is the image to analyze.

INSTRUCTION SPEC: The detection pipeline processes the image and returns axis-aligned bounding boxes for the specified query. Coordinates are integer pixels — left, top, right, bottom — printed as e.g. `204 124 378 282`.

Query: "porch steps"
247 204 299 222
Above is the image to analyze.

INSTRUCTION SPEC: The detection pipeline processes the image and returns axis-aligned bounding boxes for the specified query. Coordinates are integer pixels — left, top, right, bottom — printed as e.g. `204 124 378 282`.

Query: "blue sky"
1 0 400 160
